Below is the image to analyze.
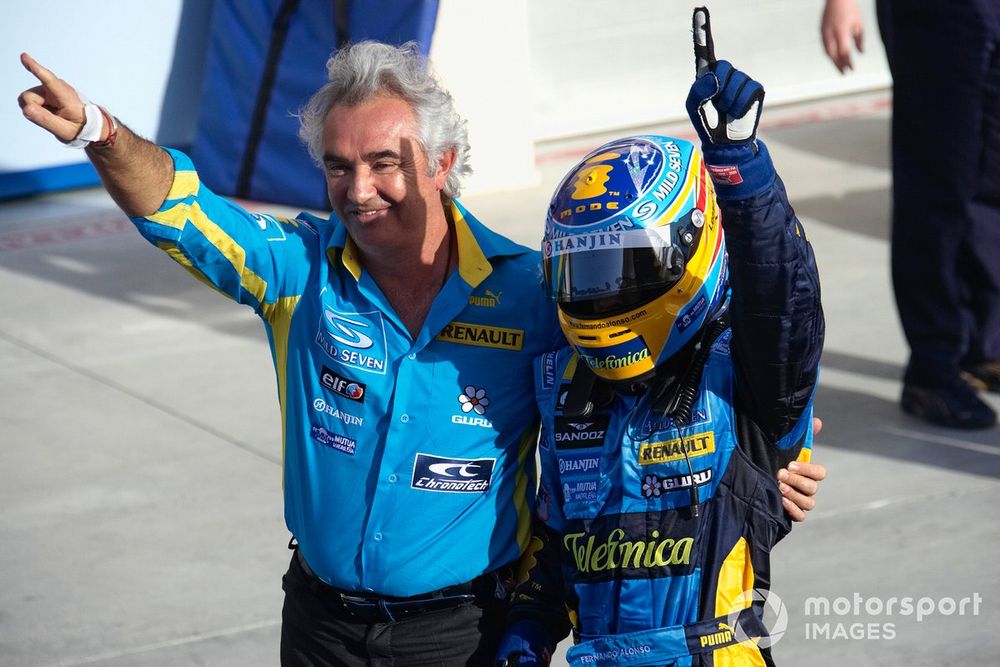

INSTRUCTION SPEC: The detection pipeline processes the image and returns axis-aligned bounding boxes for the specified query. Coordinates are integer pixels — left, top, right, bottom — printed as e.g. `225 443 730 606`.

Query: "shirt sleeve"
506 422 574 648
129 148 315 318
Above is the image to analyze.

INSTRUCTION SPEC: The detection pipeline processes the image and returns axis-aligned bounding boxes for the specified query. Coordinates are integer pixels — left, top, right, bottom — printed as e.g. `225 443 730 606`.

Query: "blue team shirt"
132 149 564 596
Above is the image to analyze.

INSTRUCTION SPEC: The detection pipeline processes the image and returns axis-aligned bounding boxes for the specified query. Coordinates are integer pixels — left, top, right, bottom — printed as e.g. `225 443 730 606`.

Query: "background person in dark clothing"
822 0 1000 429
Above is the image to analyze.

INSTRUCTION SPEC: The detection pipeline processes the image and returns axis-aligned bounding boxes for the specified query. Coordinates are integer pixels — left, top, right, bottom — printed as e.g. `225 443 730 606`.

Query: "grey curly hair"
298 41 472 199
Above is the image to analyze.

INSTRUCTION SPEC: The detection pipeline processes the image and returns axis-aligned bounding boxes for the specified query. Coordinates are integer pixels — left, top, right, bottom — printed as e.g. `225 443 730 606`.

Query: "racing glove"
685 6 776 200
495 619 553 667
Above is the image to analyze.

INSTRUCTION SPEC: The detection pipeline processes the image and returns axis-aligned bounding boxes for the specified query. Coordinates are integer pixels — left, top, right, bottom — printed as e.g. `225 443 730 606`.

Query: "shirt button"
407 353 416 360
400 414 410 423
388 473 398 483
373 532 383 541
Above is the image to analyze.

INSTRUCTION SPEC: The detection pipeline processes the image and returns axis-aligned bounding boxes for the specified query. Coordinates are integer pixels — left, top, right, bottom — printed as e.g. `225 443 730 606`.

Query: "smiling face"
321 94 454 259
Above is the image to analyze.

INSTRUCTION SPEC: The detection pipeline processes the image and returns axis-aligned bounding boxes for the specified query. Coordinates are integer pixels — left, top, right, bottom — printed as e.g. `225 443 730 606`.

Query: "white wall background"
3 0 185 173
433 0 889 194
525 0 889 139
3 0 890 194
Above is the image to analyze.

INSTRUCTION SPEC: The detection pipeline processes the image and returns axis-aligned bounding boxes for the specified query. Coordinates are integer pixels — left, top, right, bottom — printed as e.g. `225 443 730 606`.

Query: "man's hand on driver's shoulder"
779 417 827 522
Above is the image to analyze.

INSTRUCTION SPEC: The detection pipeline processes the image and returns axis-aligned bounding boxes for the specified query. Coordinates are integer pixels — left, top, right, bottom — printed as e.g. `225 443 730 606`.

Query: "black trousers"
280 553 509 666
877 0 1000 386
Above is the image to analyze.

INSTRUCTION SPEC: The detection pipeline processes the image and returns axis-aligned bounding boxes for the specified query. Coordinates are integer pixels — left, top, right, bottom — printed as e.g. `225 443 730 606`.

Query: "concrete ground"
1 91 997 666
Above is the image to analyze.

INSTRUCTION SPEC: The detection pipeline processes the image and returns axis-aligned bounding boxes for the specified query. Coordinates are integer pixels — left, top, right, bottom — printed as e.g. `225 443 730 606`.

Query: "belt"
566 608 770 667
294 549 510 623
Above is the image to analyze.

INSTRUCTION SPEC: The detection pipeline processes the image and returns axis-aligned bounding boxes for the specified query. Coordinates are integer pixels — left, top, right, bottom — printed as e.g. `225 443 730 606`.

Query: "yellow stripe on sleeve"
150 201 272 311
156 242 231 299
261 295 302 483
166 170 200 200
145 201 193 231
513 417 541 553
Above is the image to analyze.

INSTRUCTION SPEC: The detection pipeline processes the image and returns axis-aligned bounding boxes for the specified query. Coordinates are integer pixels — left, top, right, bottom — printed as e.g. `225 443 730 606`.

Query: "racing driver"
496 8 824 666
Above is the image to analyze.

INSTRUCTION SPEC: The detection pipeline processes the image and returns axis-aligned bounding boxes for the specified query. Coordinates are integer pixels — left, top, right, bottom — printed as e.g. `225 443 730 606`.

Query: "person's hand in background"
821 0 865 73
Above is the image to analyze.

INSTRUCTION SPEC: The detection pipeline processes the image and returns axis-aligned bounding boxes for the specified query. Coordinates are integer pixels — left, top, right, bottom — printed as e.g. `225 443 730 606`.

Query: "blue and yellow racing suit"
507 148 823 667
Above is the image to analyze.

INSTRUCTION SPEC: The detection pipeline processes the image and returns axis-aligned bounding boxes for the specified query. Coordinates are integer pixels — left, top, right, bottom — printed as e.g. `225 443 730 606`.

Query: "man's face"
321 94 451 253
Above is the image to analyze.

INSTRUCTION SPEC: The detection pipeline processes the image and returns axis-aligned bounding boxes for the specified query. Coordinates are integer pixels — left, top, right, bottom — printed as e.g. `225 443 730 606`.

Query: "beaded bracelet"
89 105 118 149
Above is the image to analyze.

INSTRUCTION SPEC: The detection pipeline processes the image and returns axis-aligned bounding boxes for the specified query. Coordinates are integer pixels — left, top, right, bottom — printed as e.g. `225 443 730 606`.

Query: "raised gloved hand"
685 6 774 199
495 620 553 667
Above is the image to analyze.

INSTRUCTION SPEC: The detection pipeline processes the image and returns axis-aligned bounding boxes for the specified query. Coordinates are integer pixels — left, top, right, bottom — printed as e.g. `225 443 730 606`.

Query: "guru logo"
452 386 494 428
458 386 490 415
641 469 713 498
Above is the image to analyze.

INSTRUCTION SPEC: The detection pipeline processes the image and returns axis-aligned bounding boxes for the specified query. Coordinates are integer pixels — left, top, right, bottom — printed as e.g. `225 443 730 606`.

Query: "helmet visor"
543 225 690 316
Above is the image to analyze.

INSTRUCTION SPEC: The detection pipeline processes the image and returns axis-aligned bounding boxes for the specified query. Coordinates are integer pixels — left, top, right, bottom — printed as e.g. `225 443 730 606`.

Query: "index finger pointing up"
692 7 716 76
21 52 58 85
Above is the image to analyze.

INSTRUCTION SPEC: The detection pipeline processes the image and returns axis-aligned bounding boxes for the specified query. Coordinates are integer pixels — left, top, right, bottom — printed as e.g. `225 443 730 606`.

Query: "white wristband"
65 101 105 148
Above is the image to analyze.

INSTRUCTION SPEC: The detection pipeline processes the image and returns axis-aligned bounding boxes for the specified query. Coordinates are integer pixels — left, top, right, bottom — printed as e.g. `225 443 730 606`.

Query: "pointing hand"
18 53 92 143
686 7 765 147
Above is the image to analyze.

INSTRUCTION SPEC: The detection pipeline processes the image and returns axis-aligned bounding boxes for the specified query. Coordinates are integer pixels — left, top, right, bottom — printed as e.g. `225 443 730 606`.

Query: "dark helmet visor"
543 215 702 318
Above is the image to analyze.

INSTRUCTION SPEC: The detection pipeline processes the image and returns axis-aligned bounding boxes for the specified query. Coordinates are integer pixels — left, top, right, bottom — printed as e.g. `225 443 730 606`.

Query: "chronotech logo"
411 453 496 493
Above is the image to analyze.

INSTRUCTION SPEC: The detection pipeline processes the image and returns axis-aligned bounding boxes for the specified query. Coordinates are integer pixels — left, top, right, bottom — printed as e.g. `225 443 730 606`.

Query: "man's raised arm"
17 52 173 217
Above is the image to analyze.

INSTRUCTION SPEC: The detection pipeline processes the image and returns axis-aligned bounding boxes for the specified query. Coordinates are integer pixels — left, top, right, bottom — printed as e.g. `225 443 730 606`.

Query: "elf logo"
320 366 366 402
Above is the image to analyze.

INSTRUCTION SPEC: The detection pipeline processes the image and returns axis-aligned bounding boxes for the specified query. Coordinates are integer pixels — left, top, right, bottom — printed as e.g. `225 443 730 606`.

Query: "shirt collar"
325 199 533 288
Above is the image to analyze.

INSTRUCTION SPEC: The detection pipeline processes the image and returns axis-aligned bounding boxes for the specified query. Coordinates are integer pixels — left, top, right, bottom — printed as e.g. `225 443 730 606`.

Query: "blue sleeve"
505 427 573 652
717 142 824 453
501 358 575 653
129 148 316 319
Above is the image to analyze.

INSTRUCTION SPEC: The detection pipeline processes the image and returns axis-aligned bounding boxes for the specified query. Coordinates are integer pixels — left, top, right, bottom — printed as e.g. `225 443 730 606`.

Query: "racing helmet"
543 135 728 385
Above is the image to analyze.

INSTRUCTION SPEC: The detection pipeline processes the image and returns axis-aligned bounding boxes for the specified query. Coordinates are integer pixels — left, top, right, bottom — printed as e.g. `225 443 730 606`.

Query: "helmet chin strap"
561 362 615 419
626 306 729 439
